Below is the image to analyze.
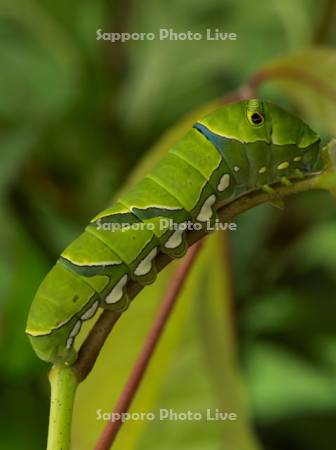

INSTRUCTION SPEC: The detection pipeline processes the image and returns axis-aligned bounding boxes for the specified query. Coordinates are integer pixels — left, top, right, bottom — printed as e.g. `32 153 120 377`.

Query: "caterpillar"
26 99 321 364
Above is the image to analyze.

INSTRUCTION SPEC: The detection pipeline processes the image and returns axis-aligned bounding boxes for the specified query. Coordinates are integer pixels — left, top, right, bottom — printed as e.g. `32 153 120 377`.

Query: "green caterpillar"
26 99 321 364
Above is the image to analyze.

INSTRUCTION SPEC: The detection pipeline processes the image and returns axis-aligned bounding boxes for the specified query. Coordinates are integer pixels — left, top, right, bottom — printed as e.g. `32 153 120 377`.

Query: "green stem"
47 364 78 450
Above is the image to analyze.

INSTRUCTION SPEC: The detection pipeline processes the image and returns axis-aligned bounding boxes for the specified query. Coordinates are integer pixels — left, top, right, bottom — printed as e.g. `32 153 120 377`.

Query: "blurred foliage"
1 0 336 449
255 47 336 135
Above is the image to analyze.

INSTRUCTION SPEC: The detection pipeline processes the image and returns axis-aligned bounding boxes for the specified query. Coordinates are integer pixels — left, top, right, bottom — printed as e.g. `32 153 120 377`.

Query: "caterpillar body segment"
26 99 321 363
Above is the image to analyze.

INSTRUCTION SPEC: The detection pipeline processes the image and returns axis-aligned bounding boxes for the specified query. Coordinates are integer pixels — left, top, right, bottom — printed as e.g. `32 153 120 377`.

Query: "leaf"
269 0 312 50
0 127 37 197
314 171 336 199
292 222 336 275
117 0 307 135
254 47 336 136
0 204 49 378
0 0 81 122
244 342 336 423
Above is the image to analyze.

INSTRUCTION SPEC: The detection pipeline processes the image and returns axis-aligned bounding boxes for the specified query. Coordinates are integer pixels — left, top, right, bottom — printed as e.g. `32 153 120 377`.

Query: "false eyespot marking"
105 275 128 304
196 194 216 222
164 223 186 249
217 174 230 192
134 248 157 276
233 166 240 172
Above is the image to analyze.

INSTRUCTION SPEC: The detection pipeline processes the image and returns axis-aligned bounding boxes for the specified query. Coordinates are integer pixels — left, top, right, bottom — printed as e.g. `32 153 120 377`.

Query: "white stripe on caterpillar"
105 275 128 304
134 248 157 276
217 174 230 192
196 194 216 222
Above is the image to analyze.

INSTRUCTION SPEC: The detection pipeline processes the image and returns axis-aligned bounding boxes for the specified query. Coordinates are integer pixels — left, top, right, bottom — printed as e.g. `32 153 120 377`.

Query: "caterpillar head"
198 99 321 171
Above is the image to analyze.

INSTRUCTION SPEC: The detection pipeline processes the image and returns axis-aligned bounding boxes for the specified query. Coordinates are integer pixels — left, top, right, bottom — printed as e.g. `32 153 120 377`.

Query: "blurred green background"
1 0 336 449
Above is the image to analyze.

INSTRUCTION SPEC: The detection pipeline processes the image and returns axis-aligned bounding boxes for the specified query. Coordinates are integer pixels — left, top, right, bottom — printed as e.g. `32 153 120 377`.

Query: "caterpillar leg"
294 169 305 179
280 177 292 187
262 184 285 209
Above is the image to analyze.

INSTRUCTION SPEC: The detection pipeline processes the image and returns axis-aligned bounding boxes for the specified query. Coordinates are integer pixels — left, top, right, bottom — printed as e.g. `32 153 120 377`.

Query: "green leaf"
0 0 81 121
0 204 49 378
255 47 336 136
0 127 37 197
244 342 336 423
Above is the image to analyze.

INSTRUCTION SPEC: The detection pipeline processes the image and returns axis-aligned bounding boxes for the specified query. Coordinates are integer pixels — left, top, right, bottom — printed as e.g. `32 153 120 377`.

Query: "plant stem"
94 241 204 450
74 311 121 382
47 364 79 450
